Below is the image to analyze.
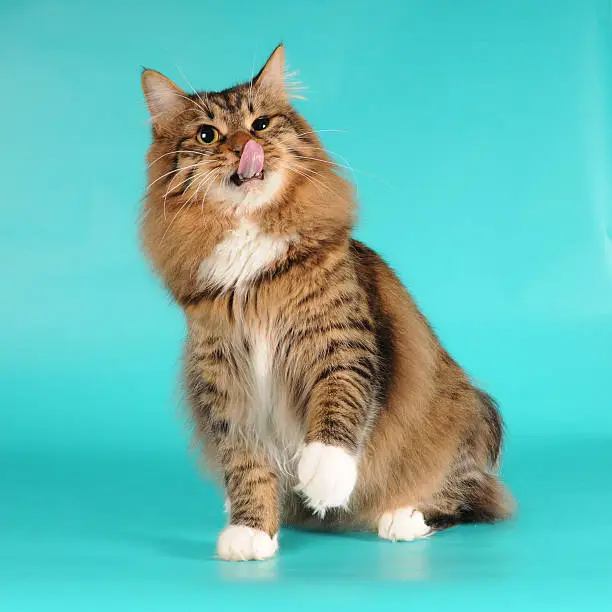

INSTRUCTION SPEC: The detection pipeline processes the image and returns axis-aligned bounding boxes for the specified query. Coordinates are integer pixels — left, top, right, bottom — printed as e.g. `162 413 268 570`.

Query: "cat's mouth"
230 170 265 187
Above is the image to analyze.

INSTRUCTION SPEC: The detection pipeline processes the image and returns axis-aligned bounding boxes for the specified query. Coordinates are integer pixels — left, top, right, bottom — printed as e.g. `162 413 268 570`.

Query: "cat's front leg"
296 352 375 516
217 443 280 561
187 347 280 561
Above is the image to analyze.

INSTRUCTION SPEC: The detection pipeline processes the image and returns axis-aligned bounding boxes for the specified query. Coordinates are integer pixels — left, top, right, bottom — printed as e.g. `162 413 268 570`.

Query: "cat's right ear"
141 69 187 133
254 44 286 96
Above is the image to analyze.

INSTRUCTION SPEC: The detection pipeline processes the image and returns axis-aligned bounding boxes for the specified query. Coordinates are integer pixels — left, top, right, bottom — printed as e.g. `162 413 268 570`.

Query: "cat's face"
142 45 317 215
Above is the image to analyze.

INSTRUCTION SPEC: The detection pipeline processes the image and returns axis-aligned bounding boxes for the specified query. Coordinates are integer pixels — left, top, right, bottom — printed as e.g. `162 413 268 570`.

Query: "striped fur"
140 45 512 559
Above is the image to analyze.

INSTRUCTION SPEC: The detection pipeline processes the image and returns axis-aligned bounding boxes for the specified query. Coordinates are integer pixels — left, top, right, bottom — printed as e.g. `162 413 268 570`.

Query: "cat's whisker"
295 129 349 137
298 164 348 200
307 147 360 187
284 164 323 196
284 67 308 100
185 168 219 222
199 169 222 215
176 65 211 116
184 167 220 209
162 177 189 221
183 176 207 213
161 199 190 243
252 79 264 110
307 147 391 187
293 154 346 171
286 159 338 182
247 54 257 110
291 169 337 201
161 166 211 219
197 170 214 217
161 169 219 243
284 162 339 200
302 147 355 168
292 154 359 189
290 144 390 188
252 62 270 110
146 161 210 192
173 92 210 116
148 150 210 168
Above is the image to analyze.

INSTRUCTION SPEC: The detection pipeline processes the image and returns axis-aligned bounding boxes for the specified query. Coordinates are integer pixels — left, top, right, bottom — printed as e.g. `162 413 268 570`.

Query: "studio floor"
3 319 612 610
2 436 611 611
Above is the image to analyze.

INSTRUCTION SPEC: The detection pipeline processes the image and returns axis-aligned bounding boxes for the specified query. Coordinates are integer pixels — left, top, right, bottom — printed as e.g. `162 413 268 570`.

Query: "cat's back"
348 238 440 373
347 238 479 429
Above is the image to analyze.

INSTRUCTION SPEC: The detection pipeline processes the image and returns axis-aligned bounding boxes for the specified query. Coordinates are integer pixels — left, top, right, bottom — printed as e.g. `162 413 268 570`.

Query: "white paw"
378 507 433 542
296 442 358 516
217 525 278 561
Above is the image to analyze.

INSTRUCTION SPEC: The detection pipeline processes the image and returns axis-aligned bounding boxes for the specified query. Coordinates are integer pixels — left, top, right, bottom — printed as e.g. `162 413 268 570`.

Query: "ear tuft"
254 44 286 95
141 69 187 128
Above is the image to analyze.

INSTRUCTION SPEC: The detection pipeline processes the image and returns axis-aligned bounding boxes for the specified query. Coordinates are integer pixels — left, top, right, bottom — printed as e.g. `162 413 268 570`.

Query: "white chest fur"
251 331 272 402
247 329 303 471
197 219 292 291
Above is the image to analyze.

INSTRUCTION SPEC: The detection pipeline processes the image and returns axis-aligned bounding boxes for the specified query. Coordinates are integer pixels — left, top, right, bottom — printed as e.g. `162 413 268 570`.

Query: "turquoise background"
1 0 611 609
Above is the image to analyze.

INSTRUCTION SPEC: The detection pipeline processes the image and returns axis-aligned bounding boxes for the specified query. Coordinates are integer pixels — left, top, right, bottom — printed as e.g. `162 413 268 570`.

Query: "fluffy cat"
140 45 511 561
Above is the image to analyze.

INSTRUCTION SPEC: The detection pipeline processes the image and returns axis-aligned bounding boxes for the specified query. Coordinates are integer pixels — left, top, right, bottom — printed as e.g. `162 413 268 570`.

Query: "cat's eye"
252 116 270 132
197 125 219 145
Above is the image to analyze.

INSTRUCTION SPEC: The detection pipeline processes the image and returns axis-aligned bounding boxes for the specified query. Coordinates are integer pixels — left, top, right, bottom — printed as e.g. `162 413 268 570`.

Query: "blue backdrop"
1 0 611 609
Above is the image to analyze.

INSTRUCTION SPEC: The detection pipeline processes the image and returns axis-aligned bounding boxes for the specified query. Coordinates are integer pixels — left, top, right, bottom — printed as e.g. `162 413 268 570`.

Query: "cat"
140 45 511 561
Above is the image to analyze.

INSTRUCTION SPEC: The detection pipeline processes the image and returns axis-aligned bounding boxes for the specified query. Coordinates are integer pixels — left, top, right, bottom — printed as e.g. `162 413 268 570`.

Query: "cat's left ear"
254 44 286 96
141 69 187 133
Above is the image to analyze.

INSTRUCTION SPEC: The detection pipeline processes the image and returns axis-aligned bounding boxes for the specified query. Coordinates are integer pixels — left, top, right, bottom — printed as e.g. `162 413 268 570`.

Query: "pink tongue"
237 139 264 179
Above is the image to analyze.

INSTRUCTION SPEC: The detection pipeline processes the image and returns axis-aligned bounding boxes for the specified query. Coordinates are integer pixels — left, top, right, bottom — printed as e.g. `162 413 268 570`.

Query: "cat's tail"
423 471 512 530
422 389 513 529
475 388 504 470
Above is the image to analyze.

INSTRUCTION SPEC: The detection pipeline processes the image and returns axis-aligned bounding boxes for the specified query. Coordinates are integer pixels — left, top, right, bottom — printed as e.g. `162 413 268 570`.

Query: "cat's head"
142 45 341 216
140 45 354 301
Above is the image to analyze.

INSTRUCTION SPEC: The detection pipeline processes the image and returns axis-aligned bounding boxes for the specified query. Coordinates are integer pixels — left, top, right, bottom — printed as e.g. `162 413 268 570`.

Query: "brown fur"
139 46 511 542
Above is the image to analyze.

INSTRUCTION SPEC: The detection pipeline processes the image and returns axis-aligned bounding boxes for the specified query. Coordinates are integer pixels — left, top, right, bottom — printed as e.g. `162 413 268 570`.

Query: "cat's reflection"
374 538 432 581
217 556 278 582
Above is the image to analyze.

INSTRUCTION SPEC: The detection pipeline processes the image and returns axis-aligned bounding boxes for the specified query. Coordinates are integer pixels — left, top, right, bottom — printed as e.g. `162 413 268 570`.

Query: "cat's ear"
254 44 286 95
141 69 187 131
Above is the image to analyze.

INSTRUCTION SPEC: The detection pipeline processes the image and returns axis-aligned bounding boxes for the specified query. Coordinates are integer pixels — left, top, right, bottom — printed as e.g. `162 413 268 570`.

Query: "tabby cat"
140 45 511 561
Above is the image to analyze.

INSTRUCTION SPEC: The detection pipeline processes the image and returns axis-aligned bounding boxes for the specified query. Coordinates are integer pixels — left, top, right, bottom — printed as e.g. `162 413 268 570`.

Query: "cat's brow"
208 87 255 116
189 93 214 119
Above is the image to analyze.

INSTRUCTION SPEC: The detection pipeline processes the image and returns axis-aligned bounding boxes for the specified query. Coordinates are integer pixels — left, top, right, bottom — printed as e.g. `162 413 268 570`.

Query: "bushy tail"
475 388 504 468
423 389 513 530
424 472 512 530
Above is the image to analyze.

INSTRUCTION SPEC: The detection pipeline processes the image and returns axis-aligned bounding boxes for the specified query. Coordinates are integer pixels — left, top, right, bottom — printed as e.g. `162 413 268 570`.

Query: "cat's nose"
227 131 251 156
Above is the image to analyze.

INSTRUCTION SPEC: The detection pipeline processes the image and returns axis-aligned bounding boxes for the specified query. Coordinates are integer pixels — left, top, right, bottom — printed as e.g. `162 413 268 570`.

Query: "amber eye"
197 125 219 144
252 116 270 131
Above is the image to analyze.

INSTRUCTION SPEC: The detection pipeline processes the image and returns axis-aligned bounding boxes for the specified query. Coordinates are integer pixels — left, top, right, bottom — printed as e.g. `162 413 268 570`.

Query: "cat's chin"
230 171 265 186
212 169 284 213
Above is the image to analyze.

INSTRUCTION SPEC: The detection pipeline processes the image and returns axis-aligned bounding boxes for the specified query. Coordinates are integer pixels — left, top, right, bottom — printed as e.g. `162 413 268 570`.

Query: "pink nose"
227 130 251 155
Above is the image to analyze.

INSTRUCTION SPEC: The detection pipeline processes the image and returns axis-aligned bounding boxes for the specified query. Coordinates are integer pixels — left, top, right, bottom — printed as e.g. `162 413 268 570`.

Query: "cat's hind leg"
377 468 510 542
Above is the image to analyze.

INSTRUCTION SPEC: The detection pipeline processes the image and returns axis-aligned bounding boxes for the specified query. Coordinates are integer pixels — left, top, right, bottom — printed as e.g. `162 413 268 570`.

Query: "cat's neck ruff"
197 218 295 292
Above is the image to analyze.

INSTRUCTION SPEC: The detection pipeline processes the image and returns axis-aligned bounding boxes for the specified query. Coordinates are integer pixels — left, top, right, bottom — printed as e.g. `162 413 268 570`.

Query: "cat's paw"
217 525 278 561
378 507 433 542
296 442 358 516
